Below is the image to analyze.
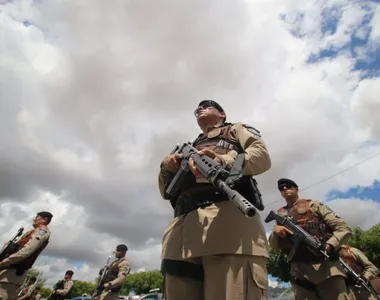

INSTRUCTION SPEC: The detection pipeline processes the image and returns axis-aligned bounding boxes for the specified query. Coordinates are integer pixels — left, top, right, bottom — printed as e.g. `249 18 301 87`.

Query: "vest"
178 123 242 193
103 259 126 293
10 229 50 275
277 199 332 262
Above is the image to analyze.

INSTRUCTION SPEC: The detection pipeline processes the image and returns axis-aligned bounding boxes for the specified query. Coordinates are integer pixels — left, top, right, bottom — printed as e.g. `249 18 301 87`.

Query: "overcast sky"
1 0 380 289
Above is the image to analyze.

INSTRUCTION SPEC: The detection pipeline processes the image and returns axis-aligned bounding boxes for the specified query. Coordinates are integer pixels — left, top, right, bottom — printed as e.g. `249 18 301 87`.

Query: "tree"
120 270 164 295
348 223 380 268
68 280 97 298
267 247 291 283
21 268 48 289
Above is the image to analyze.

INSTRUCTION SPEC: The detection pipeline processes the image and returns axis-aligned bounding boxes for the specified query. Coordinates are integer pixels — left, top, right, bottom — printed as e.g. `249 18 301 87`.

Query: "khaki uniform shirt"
159 122 272 260
106 258 131 290
0 228 50 285
343 246 378 281
55 279 74 297
269 199 352 284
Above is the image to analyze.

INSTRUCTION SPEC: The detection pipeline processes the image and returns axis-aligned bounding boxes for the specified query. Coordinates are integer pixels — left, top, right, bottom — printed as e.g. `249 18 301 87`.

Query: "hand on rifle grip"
274 225 293 238
163 153 182 173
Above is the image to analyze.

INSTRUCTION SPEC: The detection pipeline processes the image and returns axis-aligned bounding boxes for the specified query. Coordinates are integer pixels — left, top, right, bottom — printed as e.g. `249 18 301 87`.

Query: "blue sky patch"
326 180 380 202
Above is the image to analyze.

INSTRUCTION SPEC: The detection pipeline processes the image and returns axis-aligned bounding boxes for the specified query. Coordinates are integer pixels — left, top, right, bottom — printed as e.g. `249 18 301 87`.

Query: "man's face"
64 274 72 280
33 215 45 227
278 183 299 199
115 250 125 258
193 102 225 125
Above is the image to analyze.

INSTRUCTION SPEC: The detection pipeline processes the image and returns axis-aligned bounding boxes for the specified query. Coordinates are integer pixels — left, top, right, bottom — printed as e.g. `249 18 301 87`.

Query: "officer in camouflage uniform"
159 100 272 300
97 245 131 300
338 245 380 300
48 270 74 300
269 178 352 300
0 211 52 300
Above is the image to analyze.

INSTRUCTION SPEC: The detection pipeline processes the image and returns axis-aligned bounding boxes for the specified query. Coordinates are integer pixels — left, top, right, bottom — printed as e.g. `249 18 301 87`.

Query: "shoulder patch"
242 124 261 138
38 229 47 236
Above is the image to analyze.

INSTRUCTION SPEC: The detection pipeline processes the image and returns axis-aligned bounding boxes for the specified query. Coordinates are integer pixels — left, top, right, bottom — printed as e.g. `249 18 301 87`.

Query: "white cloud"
0 0 379 289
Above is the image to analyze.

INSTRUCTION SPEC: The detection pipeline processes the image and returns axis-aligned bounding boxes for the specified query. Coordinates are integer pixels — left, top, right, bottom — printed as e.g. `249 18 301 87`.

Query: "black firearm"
265 211 380 299
0 227 24 262
264 210 327 261
165 142 261 218
92 255 112 299
339 258 380 299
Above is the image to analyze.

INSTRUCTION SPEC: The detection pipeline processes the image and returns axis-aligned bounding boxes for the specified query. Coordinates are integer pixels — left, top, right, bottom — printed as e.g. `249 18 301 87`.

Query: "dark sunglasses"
193 101 216 117
278 183 294 191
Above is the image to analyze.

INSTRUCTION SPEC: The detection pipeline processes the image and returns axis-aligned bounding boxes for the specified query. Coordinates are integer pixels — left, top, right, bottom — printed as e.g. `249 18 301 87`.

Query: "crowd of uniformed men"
0 100 379 300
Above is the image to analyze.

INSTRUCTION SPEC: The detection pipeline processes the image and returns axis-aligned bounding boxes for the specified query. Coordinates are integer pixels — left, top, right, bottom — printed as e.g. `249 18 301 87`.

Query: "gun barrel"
218 181 256 218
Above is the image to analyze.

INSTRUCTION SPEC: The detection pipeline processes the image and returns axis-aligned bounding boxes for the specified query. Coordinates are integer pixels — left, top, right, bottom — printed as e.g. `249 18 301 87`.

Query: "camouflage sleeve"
312 201 352 249
350 248 378 281
108 260 131 288
55 280 73 296
0 229 50 267
220 123 271 176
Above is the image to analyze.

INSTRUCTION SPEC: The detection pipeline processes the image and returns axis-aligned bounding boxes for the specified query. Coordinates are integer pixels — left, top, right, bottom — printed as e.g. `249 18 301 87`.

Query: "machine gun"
165 142 263 218
265 210 380 299
0 227 24 263
92 255 112 299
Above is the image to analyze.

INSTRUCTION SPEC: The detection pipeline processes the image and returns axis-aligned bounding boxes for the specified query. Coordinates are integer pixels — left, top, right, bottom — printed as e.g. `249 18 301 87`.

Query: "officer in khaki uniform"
97 244 131 300
159 100 272 300
269 178 352 300
338 245 380 300
48 270 74 300
0 211 52 300
17 276 37 300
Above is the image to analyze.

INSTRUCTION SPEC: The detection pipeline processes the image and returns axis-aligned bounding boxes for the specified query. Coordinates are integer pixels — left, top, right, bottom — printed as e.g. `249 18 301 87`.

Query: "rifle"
92 255 112 299
165 142 262 218
265 210 380 299
0 227 24 262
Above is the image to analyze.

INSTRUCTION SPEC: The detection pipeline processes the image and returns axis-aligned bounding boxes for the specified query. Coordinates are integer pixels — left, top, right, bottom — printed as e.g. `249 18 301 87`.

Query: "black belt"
174 190 227 217
161 259 204 281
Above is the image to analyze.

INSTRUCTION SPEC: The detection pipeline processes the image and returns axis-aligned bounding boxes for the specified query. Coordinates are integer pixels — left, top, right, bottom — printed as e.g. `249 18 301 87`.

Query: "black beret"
37 211 53 220
116 244 128 252
65 270 74 276
277 178 298 189
198 100 224 113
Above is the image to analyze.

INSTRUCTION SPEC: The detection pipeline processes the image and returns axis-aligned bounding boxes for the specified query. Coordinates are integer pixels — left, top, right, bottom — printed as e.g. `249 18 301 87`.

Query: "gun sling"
174 189 228 217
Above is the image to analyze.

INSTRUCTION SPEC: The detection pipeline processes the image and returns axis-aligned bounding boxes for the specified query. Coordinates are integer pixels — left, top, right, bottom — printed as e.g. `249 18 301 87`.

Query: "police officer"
338 245 380 300
159 100 272 299
17 276 37 300
0 211 52 300
48 270 74 300
268 178 352 300
97 245 131 300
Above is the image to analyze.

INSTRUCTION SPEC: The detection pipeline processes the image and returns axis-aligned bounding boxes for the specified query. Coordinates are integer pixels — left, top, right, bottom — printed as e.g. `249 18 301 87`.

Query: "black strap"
161 259 204 281
174 190 227 217
290 277 317 291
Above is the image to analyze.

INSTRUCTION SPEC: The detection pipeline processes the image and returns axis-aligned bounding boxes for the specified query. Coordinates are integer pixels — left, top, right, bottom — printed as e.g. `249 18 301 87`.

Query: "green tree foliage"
120 270 163 295
347 223 380 268
68 280 97 298
266 247 291 283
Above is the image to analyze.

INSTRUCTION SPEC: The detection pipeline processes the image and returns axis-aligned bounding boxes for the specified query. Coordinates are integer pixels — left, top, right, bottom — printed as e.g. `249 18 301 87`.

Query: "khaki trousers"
164 254 268 300
347 285 377 300
99 290 119 300
0 282 20 300
292 275 350 300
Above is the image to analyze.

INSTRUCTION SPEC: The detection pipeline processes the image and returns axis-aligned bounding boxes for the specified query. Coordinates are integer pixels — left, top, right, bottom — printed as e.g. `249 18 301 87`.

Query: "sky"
1 0 380 289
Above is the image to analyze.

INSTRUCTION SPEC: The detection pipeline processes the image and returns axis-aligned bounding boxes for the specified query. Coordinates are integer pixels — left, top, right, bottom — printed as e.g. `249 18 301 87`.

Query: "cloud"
0 0 380 288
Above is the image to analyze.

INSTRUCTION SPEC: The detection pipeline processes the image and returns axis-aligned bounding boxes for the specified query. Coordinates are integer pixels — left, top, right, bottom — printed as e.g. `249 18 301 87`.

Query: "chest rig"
103 259 125 292
277 199 333 262
9 229 49 276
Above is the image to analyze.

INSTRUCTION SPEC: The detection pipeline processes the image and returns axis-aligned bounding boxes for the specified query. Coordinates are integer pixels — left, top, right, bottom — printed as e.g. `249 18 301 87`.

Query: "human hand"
273 225 293 238
163 153 182 173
